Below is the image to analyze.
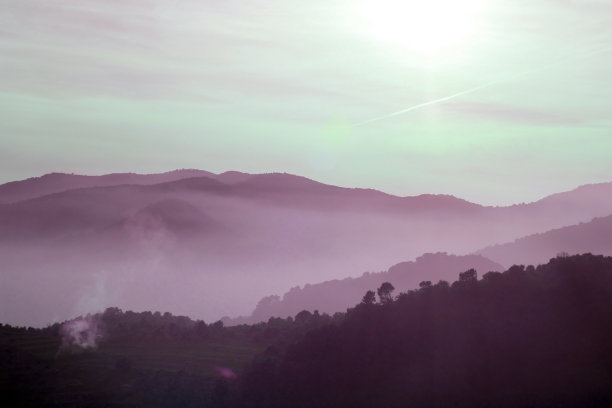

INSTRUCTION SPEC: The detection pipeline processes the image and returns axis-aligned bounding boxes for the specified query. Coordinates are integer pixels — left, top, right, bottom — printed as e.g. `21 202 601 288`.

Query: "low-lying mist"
2 173 612 327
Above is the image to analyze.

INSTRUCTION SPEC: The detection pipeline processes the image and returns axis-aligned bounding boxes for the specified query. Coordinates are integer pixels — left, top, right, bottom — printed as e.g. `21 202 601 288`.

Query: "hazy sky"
1 0 611 205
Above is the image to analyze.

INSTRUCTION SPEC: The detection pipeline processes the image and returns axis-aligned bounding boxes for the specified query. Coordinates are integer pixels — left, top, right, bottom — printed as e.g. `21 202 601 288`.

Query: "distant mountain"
229 253 503 325
150 176 231 194
497 181 612 229
121 199 223 236
214 170 254 184
137 172 483 214
2 169 612 328
0 169 216 204
5 170 612 220
0 181 231 243
476 214 612 268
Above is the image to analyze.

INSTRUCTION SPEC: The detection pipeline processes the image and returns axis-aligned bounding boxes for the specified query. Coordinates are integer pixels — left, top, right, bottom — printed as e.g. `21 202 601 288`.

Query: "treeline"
0 303 340 407
88 305 341 347
238 254 612 407
2 254 612 407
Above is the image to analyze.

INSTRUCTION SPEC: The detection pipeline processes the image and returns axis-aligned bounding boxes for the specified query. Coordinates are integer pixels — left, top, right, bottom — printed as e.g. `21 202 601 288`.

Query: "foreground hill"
3 254 612 407
0 304 338 407
230 253 503 324
242 253 612 408
477 214 612 267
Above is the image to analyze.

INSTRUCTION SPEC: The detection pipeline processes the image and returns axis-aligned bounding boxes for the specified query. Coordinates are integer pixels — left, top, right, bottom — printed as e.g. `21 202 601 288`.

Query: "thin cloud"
445 102 583 126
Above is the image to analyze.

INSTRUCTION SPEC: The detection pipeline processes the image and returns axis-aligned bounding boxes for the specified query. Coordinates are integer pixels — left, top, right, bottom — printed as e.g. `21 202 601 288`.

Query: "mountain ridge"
226 252 503 325
3 169 612 327
3 169 611 211
476 213 612 267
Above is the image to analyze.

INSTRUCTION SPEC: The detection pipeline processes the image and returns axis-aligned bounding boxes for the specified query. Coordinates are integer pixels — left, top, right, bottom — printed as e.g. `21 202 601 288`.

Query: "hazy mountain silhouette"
0 172 487 245
0 183 164 241
0 169 216 204
477 214 612 267
231 173 483 213
121 199 223 236
2 170 612 327
150 176 232 194
496 181 612 229
230 253 503 325
214 170 254 184
4 170 612 218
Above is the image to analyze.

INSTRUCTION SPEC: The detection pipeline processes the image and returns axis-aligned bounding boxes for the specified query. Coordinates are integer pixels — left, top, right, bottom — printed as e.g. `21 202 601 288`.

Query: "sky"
1 0 611 205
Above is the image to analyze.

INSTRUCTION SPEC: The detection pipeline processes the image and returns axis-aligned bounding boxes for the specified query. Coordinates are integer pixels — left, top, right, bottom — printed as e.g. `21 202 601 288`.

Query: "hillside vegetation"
2 254 612 407
242 253 612 407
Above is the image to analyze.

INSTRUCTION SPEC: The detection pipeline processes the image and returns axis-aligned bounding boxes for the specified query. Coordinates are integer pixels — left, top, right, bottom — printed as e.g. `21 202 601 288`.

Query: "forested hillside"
233 253 502 324
2 254 612 407
241 253 612 407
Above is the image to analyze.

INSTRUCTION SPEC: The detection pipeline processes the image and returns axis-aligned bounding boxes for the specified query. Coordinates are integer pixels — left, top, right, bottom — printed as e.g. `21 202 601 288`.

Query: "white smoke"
59 314 103 352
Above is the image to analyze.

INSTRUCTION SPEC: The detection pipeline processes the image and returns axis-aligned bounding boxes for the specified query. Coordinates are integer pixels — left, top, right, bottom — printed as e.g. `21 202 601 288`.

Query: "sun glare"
358 0 485 56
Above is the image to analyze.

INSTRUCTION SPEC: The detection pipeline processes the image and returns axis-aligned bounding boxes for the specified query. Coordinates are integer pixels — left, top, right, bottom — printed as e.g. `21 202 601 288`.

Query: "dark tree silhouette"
240 254 612 408
5 254 612 408
458 268 477 282
377 282 395 304
419 280 432 288
361 290 376 305
295 310 313 324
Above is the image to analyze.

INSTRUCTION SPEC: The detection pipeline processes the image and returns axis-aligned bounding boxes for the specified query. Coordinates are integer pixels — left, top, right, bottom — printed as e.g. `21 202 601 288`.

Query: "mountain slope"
0 169 216 204
476 214 612 267
241 253 612 408
0 173 486 243
2 170 612 328
121 199 223 236
496 181 612 229
233 253 503 324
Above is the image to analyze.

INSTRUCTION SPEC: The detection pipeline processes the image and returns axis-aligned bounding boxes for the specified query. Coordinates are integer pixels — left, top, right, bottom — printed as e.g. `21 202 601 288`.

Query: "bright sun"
358 0 485 55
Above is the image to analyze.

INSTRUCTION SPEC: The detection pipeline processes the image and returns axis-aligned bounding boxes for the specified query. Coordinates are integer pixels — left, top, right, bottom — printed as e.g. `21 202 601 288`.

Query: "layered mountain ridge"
1 169 611 328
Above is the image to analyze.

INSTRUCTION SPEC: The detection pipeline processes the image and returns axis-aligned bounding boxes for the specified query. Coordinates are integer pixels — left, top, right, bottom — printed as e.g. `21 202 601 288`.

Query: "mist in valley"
2 172 612 328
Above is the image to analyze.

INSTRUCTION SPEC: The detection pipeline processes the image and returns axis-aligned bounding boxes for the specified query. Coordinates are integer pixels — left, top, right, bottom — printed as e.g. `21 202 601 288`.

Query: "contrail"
351 78 508 127
351 44 612 128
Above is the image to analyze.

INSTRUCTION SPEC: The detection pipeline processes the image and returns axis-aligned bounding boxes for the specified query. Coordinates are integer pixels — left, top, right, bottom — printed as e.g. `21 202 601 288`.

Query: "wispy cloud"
1 0 611 204
445 102 583 126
